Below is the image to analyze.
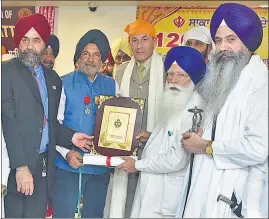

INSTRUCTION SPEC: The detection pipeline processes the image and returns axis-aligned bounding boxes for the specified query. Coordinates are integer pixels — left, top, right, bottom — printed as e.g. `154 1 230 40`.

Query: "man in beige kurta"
113 19 165 217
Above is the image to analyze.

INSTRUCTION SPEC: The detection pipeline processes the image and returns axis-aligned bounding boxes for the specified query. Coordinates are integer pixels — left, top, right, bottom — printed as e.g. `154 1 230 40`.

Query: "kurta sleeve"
242 160 268 217
135 134 189 174
56 87 73 152
1 129 10 186
115 80 120 95
213 83 268 169
56 146 70 160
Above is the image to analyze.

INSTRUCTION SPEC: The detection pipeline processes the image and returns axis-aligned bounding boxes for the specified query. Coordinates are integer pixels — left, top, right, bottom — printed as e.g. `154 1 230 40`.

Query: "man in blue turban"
176 3 268 218
116 46 206 218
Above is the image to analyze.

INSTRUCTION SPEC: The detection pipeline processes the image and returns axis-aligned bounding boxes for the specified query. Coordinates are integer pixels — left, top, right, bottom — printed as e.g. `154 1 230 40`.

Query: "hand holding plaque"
92 95 145 157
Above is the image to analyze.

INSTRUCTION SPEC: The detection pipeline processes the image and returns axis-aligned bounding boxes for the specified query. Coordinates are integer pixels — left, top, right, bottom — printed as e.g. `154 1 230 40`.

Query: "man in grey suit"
1 13 92 218
114 19 165 217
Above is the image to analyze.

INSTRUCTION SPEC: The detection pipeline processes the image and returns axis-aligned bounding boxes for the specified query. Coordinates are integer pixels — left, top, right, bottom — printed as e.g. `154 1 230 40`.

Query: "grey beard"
197 49 251 127
78 61 101 77
18 48 45 67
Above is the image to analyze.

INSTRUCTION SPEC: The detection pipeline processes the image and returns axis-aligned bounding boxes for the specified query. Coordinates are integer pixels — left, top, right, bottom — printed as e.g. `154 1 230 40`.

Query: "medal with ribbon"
84 96 90 115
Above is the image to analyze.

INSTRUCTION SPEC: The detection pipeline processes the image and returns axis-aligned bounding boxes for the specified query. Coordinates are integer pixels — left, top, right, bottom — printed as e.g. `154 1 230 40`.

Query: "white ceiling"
2 1 268 7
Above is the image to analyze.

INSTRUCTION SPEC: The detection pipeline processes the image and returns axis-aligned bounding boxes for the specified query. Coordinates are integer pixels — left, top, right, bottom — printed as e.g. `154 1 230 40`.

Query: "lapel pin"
52 86 56 90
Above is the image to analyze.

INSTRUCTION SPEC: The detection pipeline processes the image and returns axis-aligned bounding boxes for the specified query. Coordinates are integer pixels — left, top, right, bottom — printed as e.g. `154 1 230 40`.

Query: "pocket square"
52 86 57 90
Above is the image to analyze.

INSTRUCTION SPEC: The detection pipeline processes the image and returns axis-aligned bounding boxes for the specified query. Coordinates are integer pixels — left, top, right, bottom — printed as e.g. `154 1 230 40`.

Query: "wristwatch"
205 141 213 157
2 185 7 197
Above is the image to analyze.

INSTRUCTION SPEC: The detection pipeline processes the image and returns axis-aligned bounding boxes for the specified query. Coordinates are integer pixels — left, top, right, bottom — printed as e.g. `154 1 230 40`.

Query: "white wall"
54 6 136 75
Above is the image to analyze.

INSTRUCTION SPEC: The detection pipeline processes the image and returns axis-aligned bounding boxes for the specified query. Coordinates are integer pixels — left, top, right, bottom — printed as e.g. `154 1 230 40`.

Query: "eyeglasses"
166 72 189 81
80 51 101 60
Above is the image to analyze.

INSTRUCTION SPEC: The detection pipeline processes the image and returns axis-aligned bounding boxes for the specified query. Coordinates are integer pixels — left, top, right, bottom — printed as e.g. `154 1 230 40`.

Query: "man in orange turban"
124 19 157 39
111 19 165 218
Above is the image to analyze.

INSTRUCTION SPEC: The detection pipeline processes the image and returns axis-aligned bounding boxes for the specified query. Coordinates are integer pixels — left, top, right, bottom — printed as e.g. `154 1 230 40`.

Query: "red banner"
38 6 55 34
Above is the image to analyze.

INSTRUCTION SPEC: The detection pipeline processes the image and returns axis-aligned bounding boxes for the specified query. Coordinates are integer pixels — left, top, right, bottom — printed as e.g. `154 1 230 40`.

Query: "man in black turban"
41 34 60 69
53 29 119 218
73 29 110 68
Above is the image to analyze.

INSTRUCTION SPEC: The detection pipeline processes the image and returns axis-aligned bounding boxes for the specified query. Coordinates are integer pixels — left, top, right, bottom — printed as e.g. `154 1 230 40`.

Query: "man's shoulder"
61 71 76 83
2 58 18 72
61 71 76 79
46 67 60 78
98 73 116 82
117 61 130 73
44 66 62 85
115 61 130 85
247 56 268 88
2 58 15 65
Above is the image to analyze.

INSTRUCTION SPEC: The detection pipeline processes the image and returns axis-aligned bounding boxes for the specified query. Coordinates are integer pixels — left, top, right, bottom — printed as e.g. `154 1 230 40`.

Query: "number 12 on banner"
157 32 184 48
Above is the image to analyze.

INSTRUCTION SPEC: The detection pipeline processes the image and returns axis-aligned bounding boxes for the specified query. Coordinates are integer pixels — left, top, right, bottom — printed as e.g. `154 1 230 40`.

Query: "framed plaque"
93 96 145 156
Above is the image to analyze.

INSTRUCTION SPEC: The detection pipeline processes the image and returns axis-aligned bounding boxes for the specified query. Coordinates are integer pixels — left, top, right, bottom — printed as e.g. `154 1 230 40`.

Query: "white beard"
158 81 195 124
197 48 251 128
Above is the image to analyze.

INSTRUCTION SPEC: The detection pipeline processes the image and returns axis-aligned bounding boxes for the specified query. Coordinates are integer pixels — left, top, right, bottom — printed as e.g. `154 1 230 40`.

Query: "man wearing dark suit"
1 14 93 218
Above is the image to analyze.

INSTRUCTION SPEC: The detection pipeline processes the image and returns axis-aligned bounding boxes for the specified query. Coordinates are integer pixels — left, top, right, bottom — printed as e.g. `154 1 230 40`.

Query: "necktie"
138 64 145 81
31 68 47 128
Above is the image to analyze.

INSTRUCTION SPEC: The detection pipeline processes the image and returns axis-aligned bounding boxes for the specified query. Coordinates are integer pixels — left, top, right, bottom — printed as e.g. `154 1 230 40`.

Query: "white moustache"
165 83 190 93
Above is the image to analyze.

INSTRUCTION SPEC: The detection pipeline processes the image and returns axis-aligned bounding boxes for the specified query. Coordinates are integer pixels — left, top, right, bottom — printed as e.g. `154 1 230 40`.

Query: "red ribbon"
84 96 90 105
106 156 111 167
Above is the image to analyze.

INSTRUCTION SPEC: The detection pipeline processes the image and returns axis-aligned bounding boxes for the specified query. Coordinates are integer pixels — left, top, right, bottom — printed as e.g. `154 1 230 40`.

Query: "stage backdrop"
136 6 268 66
1 6 55 56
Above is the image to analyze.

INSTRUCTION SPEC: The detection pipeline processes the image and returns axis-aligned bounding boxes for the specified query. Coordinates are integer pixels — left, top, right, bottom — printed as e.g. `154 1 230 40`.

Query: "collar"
136 56 152 72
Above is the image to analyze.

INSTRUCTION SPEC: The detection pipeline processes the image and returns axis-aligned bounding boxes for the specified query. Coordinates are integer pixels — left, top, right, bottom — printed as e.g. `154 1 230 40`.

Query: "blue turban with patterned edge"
164 46 206 85
210 3 263 52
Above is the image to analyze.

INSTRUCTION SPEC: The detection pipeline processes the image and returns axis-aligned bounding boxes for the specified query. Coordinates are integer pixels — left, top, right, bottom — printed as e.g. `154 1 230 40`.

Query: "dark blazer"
1 58 75 197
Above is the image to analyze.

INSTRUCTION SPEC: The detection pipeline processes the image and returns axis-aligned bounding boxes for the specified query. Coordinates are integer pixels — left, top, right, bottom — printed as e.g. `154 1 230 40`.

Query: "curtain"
37 6 56 34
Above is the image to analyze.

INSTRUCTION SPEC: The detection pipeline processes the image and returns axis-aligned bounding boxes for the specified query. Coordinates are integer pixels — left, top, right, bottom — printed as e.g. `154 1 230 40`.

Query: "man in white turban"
183 26 214 64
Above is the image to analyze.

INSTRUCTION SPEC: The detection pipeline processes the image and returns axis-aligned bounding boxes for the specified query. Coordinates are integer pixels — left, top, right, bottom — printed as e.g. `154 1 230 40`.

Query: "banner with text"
136 7 268 65
1 7 35 56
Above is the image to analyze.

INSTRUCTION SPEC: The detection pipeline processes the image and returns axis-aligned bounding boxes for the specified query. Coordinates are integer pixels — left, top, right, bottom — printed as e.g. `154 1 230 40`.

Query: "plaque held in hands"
93 95 145 156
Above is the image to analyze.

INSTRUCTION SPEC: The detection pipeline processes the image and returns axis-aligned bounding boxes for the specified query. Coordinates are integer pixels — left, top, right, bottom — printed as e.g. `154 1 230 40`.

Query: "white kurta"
1 128 10 218
131 91 204 218
176 55 268 218
260 159 268 218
